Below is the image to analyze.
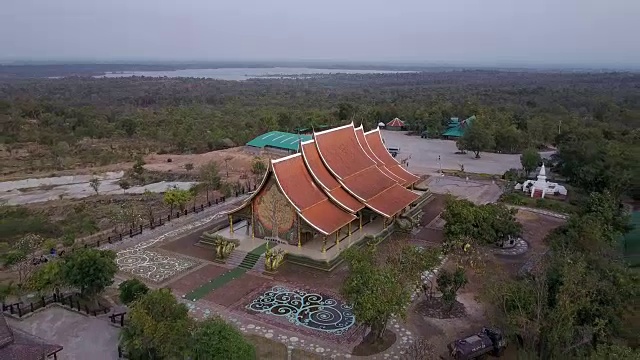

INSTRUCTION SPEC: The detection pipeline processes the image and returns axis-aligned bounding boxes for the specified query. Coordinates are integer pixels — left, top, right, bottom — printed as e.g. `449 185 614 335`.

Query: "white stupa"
516 164 567 198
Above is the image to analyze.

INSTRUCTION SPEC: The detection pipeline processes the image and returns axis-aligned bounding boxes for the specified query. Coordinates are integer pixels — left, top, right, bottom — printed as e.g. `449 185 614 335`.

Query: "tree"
141 190 157 224
199 160 221 202
459 119 495 158
342 243 438 342
89 177 101 195
109 203 142 232
189 184 200 209
1 234 43 288
190 317 255 360
184 163 194 172
342 246 409 342
436 267 468 313
251 157 267 180
223 156 233 178
132 156 145 176
163 187 193 215
118 179 131 194
62 248 117 302
555 130 637 197
494 125 524 153
443 197 521 247
27 260 64 295
120 289 193 359
118 278 149 305
520 148 541 176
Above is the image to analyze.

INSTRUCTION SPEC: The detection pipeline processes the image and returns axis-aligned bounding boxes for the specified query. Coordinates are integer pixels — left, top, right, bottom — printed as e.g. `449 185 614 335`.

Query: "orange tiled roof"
300 140 365 213
386 118 405 127
272 154 356 235
355 126 405 183
314 123 419 217
365 128 420 186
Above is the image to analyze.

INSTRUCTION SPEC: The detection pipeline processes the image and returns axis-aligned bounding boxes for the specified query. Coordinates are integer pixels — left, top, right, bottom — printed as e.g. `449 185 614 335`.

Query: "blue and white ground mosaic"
246 285 356 335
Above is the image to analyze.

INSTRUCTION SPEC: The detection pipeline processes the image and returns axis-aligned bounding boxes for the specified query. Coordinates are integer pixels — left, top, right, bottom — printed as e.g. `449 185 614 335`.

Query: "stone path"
101 194 249 252
507 205 569 219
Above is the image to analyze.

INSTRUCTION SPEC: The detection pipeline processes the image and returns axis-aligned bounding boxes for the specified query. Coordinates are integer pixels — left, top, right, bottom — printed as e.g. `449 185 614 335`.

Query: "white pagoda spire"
537 164 546 180
531 164 548 198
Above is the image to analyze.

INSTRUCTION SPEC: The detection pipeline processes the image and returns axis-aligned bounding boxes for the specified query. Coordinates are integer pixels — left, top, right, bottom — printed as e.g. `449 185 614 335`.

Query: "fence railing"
2 292 111 318
75 183 257 250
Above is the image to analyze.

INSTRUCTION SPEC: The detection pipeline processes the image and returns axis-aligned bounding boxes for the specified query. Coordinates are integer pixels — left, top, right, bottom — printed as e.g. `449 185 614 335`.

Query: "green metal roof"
442 128 465 137
246 131 312 151
442 115 475 138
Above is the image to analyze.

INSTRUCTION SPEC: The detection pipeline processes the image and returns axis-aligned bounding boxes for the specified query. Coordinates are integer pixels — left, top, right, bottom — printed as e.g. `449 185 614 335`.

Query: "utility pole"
438 155 442 174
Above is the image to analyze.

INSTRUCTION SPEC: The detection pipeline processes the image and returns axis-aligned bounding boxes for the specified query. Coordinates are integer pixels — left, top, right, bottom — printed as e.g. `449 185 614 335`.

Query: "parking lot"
380 130 539 175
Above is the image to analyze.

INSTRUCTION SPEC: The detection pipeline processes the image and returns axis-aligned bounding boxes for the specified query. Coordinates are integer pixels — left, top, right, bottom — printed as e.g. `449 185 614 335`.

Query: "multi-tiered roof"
232 123 421 236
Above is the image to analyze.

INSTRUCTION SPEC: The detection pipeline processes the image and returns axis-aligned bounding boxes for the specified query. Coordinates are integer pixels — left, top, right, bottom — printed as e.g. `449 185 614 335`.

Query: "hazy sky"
1 0 639 66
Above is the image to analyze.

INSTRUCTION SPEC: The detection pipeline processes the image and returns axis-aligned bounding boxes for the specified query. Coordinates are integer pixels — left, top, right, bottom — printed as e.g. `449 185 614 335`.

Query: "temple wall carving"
252 177 298 244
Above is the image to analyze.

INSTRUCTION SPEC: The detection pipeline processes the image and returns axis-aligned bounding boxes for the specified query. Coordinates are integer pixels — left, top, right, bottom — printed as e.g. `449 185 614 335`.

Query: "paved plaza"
380 130 554 175
7 306 120 360
427 176 503 204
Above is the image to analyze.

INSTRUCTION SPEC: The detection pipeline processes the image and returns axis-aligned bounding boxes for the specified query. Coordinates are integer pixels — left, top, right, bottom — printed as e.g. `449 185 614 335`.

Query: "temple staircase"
225 246 266 271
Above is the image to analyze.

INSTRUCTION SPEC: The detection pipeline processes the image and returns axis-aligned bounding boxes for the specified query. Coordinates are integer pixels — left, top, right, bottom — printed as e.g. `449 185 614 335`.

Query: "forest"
1 70 638 200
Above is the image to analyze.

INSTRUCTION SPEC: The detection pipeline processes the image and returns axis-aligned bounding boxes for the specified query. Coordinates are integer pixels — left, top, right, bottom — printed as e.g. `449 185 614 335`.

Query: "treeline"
0 71 639 172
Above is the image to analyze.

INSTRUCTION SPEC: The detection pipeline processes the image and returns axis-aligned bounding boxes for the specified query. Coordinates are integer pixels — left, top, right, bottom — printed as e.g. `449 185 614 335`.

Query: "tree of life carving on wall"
256 181 295 238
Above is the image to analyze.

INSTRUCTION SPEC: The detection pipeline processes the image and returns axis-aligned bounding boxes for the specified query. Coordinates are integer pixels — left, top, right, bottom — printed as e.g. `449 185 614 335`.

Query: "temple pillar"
336 230 339 245
251 207 255 238
322 237 327 253
348 222 352 236
229 214 234 236
359 211 363 230
297 215 302 248
246 218 250 235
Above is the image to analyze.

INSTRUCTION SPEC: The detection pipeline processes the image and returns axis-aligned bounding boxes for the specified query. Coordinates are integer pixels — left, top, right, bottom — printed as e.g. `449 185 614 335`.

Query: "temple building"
220 123 430 264
516 164 568 198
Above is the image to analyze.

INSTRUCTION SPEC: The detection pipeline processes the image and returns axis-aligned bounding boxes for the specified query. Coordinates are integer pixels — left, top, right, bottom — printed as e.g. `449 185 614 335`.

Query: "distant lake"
95 67 416 81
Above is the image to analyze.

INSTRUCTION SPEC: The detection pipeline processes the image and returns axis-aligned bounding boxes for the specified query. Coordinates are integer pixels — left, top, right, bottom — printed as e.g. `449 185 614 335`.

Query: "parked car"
447 327 507 360
386 146 400 157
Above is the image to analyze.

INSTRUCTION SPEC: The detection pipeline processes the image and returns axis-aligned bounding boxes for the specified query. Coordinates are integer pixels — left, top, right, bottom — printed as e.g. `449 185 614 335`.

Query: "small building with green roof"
246 131 312 154
442 115 475 138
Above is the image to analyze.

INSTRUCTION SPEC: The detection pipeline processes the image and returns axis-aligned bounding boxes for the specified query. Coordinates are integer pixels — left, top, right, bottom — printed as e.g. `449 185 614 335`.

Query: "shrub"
119 278 150 305
62 234 75 247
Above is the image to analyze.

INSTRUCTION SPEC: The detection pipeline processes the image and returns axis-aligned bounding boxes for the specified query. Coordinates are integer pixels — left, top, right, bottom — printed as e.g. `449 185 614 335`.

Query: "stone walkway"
507 205 569 219
101 194 249 252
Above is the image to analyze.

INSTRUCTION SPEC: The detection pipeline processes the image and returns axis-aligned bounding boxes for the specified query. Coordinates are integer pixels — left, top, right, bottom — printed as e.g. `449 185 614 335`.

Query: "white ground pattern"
110 206 228 282
117 249 198 283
